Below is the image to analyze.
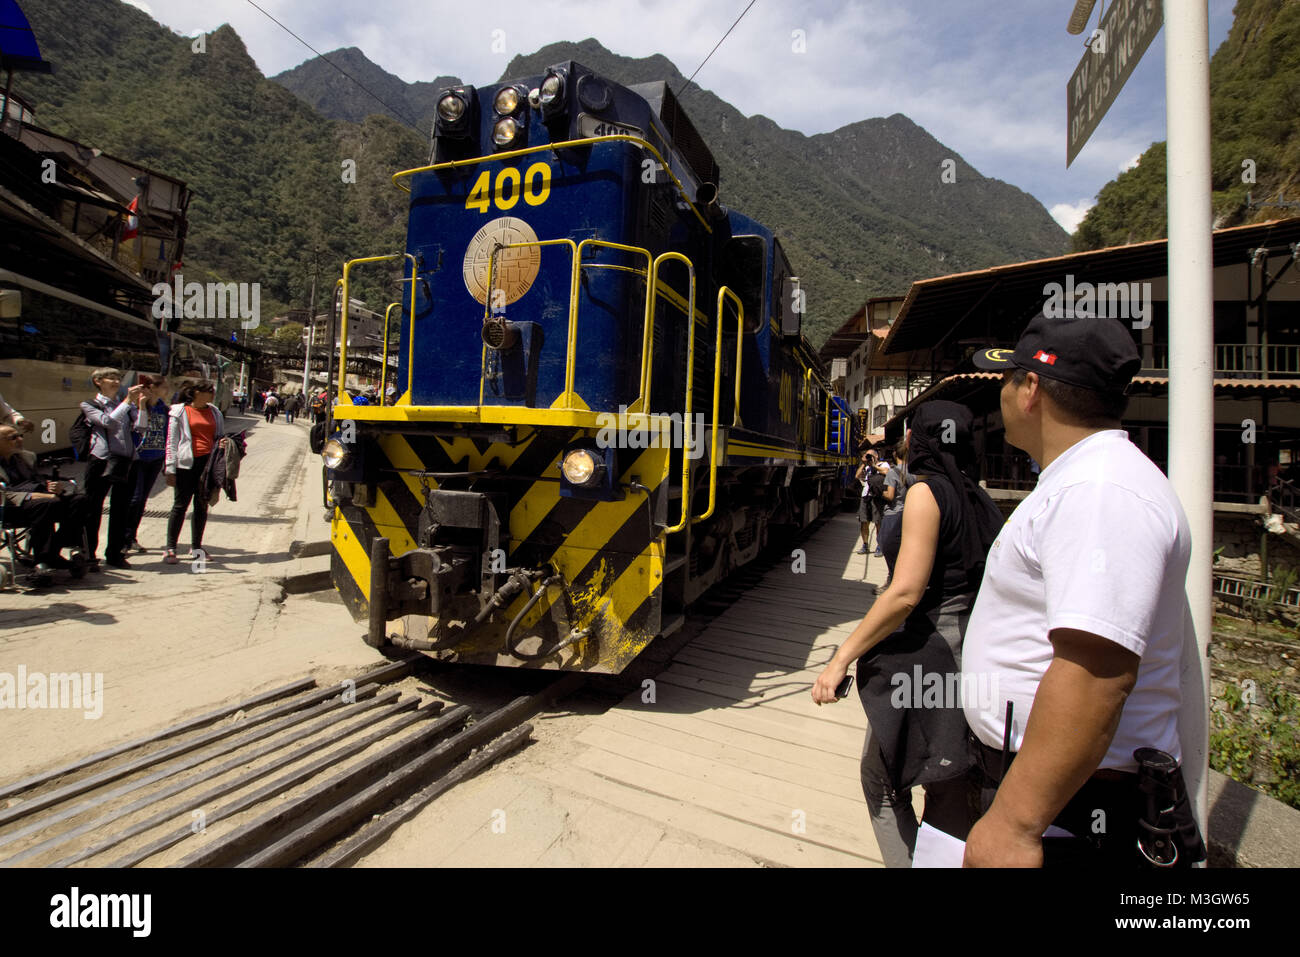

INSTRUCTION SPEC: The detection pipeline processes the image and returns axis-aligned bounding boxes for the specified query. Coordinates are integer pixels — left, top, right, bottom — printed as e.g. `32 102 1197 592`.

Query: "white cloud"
131 0 1237 218
1121 153 1142 172
121 0 155 14
1050 200 1094 234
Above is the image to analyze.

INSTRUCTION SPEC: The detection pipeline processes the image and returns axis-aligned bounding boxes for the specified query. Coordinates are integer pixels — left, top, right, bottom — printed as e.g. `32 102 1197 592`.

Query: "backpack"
69 410 92 461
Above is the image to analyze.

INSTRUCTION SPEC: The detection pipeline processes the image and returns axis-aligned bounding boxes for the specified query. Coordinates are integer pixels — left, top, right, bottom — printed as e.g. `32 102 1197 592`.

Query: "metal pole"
1165 1 1213 844
302 248 317 396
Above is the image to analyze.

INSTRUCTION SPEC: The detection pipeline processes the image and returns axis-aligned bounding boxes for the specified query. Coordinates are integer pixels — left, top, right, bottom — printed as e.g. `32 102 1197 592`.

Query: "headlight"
561 449 599 486
437 94 465 123
494 87 520 114
540 71 565 116
322 439 351 470
492 117 519 146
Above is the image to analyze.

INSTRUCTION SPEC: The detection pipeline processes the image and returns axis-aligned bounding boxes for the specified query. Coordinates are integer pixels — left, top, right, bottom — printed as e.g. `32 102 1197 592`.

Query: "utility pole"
1165 0 1214 845
302 245 318 397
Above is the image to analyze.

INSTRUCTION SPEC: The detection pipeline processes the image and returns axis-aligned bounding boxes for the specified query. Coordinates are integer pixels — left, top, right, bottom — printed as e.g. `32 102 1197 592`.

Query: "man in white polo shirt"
962 312 1204 868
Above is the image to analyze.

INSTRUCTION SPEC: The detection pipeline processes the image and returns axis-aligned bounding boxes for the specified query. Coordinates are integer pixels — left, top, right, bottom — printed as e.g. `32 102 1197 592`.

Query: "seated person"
0 424 90 568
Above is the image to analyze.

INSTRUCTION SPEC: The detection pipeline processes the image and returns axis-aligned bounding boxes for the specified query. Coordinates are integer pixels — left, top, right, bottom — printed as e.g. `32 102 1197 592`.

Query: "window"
873 404 888 430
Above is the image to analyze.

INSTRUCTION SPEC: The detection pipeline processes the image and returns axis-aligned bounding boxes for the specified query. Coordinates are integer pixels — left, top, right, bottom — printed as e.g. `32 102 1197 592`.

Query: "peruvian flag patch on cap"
1033 350 1057 365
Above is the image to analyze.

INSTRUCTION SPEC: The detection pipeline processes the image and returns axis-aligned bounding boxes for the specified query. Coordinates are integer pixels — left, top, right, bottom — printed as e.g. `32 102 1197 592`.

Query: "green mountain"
1074 0 1300 250
16 0 428 326
272 45 458 134
276 38 1070 345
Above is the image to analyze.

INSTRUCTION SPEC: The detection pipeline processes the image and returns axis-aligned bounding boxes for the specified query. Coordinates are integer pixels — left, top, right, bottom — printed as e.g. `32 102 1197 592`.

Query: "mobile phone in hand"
834 675 854 699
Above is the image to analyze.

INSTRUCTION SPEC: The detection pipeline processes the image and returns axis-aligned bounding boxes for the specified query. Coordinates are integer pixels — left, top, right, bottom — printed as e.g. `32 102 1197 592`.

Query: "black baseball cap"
972 312 1141 394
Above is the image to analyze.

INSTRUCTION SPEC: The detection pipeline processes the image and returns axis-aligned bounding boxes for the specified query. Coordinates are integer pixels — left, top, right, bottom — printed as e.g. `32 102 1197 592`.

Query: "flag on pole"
121 195 139 242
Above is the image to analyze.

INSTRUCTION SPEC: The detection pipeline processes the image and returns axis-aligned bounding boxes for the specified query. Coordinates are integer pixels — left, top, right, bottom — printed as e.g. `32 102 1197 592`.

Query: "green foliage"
1075 0 1300 249
1211 671 1300 810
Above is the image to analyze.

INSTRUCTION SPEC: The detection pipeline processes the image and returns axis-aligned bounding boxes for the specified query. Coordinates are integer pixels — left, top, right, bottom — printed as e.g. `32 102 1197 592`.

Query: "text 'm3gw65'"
324 61 856 672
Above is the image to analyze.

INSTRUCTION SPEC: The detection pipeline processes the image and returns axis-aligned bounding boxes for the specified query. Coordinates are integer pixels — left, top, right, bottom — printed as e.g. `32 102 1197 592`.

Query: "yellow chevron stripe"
510 476 563 547
369 490 419 555
379 434 440 504
379 430 563 556
331 509 372 603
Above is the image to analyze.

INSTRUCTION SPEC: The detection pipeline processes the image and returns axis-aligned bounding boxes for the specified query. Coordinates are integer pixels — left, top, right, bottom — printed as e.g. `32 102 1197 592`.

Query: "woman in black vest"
812 401 1003 867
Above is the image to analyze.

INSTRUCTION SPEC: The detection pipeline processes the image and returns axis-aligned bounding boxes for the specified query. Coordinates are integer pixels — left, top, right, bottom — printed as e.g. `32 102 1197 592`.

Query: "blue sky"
120 0 1237 233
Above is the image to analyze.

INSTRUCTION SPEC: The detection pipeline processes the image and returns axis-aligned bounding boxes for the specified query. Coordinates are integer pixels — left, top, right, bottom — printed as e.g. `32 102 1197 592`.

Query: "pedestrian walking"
855 450 889 557
813 402 1004 867
124 374 169 554
80 369 144 568
163 380 224 565
961 312 1205 868
264 393 280 424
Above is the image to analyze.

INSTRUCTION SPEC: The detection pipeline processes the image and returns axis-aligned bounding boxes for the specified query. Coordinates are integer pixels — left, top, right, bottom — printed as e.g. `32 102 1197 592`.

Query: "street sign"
1066 0 1164 167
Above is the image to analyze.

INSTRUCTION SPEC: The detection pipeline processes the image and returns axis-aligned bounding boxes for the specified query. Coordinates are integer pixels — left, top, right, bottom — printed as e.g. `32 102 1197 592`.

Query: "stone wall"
1214 509 1300 580
1210 630 1299 804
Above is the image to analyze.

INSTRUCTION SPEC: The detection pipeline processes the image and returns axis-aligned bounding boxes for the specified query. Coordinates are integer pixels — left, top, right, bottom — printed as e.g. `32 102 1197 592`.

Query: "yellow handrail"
802 366 813 447
479 238 580 408
576 239 654 413
693 287 744 524
339 253 417 398
656 252 696 535
824 392 830 449
391 134 712 232
381 302 400 401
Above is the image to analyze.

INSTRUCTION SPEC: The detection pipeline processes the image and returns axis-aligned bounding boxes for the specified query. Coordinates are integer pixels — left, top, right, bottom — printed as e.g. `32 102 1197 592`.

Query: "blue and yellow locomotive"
324 61 855 672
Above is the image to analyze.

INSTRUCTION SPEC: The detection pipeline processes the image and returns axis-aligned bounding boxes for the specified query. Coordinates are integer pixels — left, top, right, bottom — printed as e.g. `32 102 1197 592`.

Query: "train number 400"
466 163 552 213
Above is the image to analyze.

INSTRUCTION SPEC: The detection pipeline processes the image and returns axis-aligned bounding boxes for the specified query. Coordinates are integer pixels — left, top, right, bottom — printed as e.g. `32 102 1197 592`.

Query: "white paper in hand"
911 821 966 868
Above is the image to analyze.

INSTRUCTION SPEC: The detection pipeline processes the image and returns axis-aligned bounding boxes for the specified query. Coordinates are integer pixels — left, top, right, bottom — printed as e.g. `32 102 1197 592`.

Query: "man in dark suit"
0 424 91 568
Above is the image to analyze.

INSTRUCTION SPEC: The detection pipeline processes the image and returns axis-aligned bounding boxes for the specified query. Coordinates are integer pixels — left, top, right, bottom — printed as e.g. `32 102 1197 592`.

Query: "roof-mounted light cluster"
434 86 477 139
491 84 528 150
536 67 567 121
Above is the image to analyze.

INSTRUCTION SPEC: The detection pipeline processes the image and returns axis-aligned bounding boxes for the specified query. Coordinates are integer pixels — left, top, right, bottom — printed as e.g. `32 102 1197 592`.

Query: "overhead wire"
242 0 425 135
677 0 759 100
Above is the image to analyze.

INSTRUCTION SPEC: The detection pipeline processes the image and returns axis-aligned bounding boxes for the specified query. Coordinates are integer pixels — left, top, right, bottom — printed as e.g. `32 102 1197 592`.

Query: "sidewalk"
0 413 383 784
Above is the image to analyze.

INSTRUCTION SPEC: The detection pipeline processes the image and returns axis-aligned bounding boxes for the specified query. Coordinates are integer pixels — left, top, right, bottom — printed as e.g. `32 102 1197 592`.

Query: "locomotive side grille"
628 81 721 189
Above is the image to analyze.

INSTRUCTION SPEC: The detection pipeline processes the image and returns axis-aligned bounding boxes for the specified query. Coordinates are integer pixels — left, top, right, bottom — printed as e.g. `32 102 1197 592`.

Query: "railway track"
0 658 580 868
0 513 841 869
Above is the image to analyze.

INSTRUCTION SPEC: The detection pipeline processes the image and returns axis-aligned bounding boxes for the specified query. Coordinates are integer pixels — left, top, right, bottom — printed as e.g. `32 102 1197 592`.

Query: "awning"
879 217 1300 357
0 0 52 74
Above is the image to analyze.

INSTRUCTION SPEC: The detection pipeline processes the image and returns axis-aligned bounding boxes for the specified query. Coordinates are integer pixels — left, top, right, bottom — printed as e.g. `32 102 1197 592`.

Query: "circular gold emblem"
985 348 1014 363
462 217 541 306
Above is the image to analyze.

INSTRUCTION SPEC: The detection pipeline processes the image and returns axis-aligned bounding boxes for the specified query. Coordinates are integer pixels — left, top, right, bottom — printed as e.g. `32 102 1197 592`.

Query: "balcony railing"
980 453 1041 491
1142 343 1300 377
981 456 1269 505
